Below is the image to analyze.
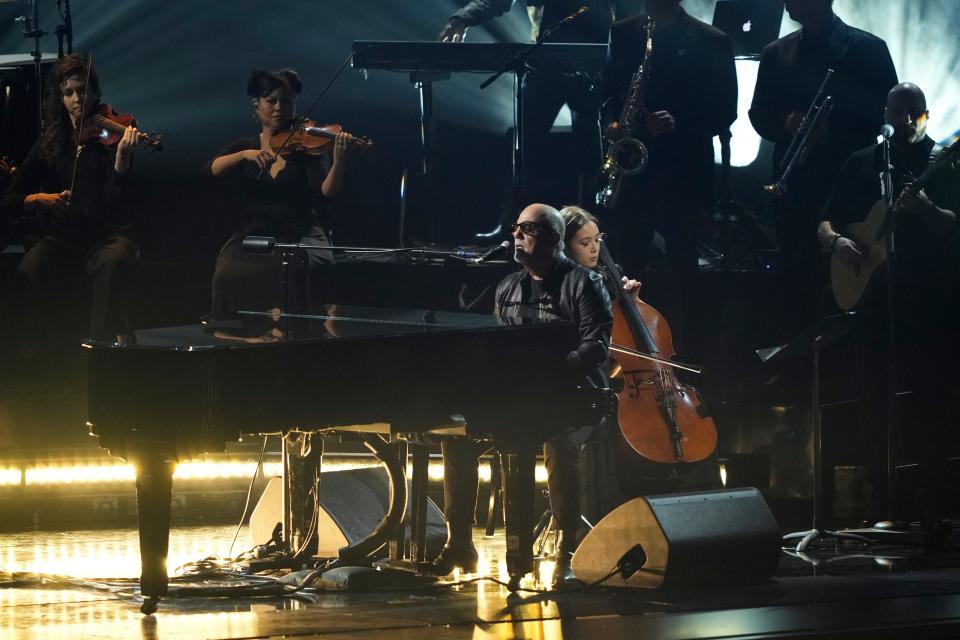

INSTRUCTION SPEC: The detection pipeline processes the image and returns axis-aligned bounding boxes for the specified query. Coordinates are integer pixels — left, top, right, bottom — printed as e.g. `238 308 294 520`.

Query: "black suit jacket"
749 15 898 204
607 10 738 188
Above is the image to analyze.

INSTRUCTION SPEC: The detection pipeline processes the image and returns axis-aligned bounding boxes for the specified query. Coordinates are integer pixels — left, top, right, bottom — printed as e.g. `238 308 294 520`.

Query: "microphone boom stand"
879 132 902 521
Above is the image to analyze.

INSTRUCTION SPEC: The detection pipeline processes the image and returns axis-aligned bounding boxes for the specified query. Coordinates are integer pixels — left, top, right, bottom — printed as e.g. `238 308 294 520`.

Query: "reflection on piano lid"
352 40 608 77
84 305 506 350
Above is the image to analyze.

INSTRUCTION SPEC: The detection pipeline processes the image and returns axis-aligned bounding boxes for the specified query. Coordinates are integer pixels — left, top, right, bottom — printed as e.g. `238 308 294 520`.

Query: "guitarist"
818 82 959 529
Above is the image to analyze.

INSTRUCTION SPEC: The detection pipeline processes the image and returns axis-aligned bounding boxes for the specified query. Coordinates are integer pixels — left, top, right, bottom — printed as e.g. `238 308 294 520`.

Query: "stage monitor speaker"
250 466 446 558
571 488 780 589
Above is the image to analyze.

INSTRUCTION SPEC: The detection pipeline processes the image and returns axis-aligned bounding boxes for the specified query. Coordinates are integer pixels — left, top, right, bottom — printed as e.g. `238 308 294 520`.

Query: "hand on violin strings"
244 148 277 171
622 276 642 301
438 17 467 43
25 190 71 217
114 126 139 175
331 131 354 164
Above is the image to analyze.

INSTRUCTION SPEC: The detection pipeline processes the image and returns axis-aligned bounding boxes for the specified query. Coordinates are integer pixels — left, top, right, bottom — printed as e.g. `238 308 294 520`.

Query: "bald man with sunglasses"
428 203 613 589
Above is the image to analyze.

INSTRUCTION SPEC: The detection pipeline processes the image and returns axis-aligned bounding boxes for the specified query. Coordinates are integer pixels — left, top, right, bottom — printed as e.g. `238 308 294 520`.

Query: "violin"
598 239 717 478
268 119 373 158
78 103 164 151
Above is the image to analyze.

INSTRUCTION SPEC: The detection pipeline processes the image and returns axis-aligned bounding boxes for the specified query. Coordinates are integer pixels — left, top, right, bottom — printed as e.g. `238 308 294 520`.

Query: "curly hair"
39 54 101 163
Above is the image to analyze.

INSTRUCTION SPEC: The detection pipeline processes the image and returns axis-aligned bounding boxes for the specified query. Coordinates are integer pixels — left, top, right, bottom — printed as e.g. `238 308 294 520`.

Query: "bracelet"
829 233 843 253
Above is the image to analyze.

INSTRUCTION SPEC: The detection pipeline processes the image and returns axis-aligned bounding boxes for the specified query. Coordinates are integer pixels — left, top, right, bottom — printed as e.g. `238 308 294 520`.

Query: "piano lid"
82 305 552 352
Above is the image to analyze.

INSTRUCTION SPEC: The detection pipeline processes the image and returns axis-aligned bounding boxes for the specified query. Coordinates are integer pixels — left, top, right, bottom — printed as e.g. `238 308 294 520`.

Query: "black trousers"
772 193 830 342
853 295 959 523
440 423 606 543
211 222 333 315
520 70 603 206
605 169 706 362
15 234 139 340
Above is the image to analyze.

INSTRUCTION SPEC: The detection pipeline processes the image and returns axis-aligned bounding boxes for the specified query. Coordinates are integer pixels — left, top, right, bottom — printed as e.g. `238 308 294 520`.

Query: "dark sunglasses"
508 221 554 236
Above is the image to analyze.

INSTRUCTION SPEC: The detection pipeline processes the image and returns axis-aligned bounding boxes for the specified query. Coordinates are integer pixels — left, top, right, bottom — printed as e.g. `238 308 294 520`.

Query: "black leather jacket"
494 252 612 388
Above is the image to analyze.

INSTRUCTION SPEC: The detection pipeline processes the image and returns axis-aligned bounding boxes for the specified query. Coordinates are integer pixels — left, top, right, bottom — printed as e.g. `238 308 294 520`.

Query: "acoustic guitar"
831 138 960 311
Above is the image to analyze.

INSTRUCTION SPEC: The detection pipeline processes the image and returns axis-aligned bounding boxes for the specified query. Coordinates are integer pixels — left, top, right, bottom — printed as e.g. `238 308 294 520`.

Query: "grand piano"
84 305 610 612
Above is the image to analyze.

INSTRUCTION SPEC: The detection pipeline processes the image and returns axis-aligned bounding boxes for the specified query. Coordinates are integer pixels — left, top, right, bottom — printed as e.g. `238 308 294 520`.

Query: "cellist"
561 206 722 499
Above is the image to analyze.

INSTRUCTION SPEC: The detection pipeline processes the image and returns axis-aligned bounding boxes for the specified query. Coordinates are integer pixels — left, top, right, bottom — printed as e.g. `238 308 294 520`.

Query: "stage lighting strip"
1 460 546 486
0 468 20 486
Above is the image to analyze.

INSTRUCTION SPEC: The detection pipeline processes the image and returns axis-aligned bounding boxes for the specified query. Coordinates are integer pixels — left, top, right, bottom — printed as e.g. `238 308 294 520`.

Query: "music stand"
756 312 873 551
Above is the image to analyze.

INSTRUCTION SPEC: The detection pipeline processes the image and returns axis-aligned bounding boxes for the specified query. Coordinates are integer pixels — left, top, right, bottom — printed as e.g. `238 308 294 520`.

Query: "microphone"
880 124 895 140
473 240 511 264
242 236 277 254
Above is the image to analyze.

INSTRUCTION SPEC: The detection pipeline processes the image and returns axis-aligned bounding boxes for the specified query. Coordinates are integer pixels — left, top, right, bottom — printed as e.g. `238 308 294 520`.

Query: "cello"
598 238 717 478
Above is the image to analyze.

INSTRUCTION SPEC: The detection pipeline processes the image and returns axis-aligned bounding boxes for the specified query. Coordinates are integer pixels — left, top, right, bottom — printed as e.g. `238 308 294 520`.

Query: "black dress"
205 136 334 315
0 137 139 339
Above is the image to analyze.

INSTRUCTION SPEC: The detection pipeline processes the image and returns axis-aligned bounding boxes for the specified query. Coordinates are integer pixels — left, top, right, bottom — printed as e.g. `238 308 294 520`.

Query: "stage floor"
2 524 960 639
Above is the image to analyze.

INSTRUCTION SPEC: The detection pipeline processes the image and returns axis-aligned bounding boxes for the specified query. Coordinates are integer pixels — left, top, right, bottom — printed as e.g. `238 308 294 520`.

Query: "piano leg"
133 453 176 615
485 453 503 537
408 441 430 567
501 447 536 591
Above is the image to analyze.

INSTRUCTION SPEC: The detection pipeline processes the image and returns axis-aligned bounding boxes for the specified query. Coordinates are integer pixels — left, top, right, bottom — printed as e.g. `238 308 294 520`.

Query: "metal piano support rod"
282 430 322 560
334 435 409 565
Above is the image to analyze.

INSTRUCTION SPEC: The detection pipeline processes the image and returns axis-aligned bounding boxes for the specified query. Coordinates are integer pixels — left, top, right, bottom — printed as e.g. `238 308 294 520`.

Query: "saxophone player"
605 0 737 360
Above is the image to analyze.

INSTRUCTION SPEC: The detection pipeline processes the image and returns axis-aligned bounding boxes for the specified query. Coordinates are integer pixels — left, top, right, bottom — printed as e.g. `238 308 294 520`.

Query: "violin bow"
258 51 355 179
67 51 94 198
609 343 703 375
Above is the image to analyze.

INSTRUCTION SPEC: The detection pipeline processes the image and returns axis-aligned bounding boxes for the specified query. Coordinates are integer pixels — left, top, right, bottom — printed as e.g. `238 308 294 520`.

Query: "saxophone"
596 17 655 209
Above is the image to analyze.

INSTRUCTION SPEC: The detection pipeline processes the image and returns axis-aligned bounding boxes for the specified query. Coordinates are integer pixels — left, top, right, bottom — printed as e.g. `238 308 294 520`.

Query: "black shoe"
551 552 578 590
422 543 479 576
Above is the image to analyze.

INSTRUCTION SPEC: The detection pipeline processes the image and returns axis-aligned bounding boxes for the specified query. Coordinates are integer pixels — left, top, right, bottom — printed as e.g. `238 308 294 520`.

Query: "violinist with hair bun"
206 68 354 315
1 53 141 346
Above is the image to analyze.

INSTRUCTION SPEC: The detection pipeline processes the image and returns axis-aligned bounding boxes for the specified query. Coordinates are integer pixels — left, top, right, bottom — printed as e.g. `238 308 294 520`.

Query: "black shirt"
607 10 738 183
0 139 129 243
204 136 331 232
750 15 898 205
822 136 960 315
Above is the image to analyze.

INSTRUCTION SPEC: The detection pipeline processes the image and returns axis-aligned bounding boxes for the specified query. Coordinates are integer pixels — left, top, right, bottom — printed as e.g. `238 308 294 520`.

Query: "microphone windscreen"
242 236 277 254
